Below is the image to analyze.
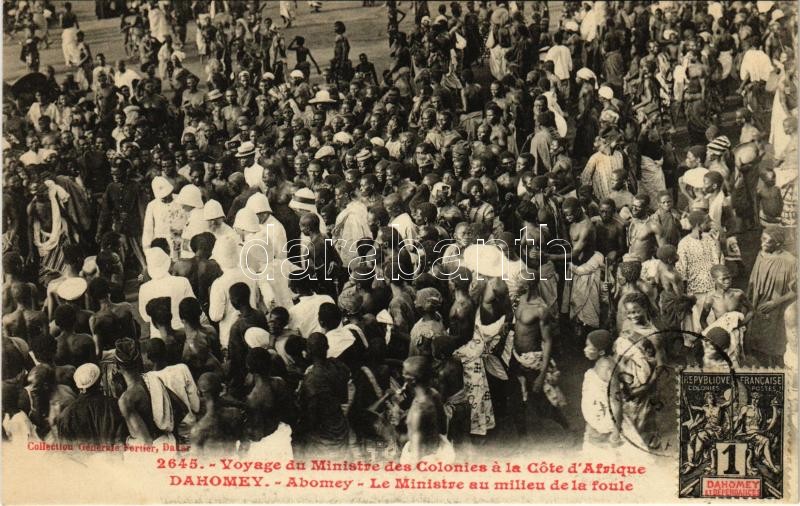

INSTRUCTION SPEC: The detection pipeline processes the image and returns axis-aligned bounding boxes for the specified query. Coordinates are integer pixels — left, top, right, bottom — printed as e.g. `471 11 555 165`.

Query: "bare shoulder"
516 300 546 324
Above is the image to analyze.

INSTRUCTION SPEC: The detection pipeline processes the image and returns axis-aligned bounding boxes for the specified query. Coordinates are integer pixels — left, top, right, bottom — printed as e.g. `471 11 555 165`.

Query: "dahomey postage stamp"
678 371 785 499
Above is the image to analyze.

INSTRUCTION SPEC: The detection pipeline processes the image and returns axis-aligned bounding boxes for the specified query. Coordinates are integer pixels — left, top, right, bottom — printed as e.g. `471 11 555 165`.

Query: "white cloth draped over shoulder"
332 200 372 266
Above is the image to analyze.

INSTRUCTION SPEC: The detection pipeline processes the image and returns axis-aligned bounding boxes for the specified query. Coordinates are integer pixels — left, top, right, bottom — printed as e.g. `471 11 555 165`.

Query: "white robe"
333 200 372 266
208 269 259 349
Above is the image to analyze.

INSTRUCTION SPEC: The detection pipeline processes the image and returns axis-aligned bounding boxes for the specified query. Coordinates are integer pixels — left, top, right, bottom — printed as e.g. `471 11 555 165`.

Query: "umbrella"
11 72 54 108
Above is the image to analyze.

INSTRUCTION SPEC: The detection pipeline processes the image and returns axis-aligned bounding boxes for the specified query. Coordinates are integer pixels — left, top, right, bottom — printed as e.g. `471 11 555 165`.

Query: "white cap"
333 131 353 145
369 137 385 147
203 199 225 220
175 184 203 208
233 208 260 233
314 145 336 159
151 176 174 199
246 192 272 214
598 85 614 100
290 69 304 79
74 363 101 391
244 327 271 348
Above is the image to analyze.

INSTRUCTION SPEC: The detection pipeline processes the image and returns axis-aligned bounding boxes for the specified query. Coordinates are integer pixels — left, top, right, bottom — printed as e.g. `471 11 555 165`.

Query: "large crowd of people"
1 0 797 465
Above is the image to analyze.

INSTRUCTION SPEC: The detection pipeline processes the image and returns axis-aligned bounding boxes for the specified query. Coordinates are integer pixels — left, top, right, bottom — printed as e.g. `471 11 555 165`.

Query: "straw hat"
235 141 256 158
308 89 337 104
289 188 318 213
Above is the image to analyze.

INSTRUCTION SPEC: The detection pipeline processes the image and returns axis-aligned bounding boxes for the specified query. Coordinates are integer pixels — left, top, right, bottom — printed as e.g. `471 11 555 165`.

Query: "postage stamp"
678 370 785 499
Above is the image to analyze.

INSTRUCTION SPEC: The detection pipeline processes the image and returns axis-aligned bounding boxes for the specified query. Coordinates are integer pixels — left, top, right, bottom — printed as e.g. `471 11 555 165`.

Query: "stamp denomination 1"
678 371 784 499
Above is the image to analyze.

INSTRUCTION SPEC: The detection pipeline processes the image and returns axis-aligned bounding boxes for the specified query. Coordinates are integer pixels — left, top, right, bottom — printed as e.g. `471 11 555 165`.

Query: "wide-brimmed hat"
175 184 203 208
206 89 223 102
308 89 337 104
57 277 88 301
235 141 256 158
246 192 272 214
233 208 260 233
203 199 225 220
289 187 317 213
151 176 174 199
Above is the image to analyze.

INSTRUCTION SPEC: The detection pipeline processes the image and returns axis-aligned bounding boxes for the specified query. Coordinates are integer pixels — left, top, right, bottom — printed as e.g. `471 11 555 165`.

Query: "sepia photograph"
0 0 797 503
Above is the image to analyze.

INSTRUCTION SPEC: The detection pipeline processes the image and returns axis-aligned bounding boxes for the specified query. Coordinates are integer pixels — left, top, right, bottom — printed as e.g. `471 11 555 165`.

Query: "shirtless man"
654 245 684 296
557 197 595 265
682 391 731 472
511 276 567 436
700 265 753 329
2 252 37 316
627 193 665 262
699 264 753 364
116 338 186 444
242 348 295 457
189 372 243 454
473 271 513 421
592 198 626 267
557 197 604 336
615 260 655 332
3 283 47 341
87 277 139 343
448 267 475 348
